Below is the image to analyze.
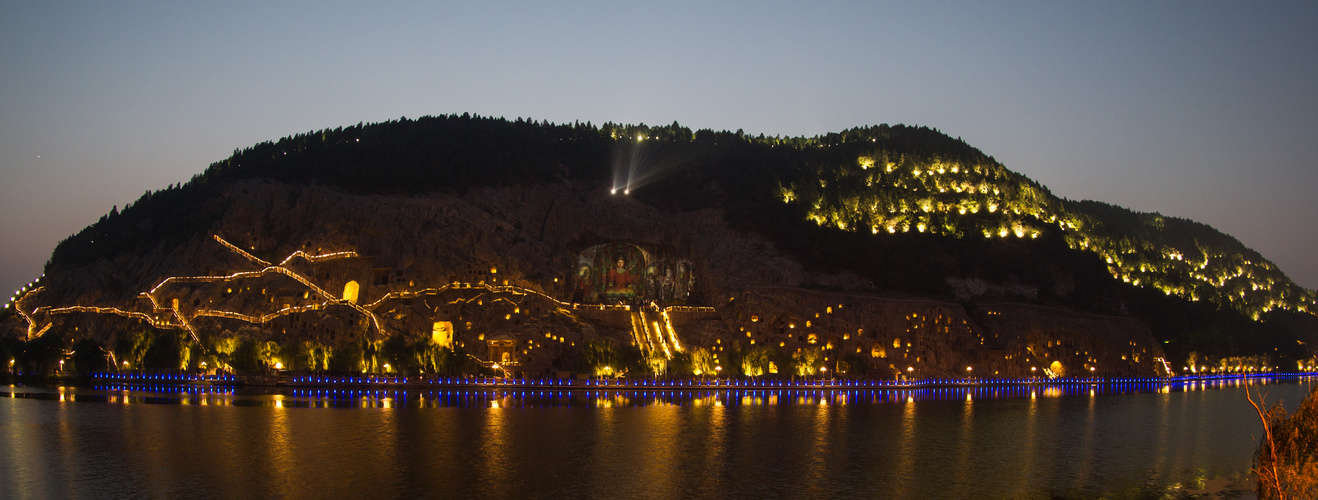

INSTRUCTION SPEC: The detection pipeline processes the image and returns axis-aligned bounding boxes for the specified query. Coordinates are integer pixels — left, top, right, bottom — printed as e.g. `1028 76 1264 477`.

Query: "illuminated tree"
295 340 332 373
645 350 668 378
793 347 822 377
690 347 716 377
257 341 280 370
577 339 643 377
740 346 770 377
412 339 457 376
114 330 153 371
210 336 239 372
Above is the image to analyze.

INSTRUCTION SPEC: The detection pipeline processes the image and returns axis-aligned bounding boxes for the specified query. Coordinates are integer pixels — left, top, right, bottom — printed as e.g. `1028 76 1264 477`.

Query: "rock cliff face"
723 288 1160 378
7 178 1167 377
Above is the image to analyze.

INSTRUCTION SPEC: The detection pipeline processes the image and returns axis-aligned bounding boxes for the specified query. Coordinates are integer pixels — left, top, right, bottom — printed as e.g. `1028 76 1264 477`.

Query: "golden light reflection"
266 393 295 498
893 393 917 497
950 386 975 498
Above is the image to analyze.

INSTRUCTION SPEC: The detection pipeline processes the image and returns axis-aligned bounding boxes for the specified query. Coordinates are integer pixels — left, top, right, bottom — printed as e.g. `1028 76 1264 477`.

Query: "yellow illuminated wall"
342 281 359 304
1049 360 1065 378
432 321 454 347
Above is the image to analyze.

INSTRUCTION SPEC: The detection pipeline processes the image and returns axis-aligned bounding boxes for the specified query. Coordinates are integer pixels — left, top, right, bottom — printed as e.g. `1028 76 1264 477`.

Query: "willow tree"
741 346 770 377
690 347 716 377
793 347 822 377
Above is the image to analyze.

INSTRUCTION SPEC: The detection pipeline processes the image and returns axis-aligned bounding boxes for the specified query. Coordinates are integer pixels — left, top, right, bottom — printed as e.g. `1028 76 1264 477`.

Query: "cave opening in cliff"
432 321 454 348
342 281 359 304
572 243 699 306
1048 360 1065 378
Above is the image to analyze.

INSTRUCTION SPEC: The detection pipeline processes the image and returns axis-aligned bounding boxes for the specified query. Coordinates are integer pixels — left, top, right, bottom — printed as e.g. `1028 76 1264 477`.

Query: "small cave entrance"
342 281 359 304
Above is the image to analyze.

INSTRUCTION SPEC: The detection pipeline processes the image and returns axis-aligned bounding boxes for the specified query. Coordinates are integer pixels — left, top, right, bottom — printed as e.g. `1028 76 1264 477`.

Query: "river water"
1 378 1312 499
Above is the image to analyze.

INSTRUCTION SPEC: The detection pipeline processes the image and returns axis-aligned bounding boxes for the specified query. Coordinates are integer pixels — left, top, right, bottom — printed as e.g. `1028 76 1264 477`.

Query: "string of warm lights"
278 249 360 266
5 275 43 314
211 234 271 267
191 303 328 323
172 235 388 333
16 286 45 340
170 308 202 345
18 234 718 353
661 310 683 352
18 237 380 341
42 305 171 327
236 251 364 326
629 311 676 359
444 294 485 306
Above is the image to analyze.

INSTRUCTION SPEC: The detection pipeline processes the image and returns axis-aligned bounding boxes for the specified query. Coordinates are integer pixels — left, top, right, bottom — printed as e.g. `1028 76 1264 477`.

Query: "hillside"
2 114 1315 376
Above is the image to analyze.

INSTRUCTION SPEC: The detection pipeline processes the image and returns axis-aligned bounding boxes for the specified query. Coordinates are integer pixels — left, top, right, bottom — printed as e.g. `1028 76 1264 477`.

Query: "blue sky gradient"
3 1 1316 296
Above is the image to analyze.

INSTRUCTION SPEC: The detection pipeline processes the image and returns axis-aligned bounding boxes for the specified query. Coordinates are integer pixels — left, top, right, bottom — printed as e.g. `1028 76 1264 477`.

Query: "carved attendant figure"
575 266 594 302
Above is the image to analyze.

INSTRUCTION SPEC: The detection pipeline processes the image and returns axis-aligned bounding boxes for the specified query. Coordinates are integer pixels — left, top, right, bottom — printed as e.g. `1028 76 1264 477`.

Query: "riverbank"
62 370 1318 391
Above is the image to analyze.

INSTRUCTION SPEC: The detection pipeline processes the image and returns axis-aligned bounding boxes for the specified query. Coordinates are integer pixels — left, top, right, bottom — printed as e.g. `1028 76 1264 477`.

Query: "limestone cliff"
5 178 1168 377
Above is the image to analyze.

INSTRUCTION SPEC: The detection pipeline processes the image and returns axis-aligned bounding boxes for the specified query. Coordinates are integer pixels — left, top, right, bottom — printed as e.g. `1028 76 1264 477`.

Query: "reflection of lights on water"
41 373 1318 411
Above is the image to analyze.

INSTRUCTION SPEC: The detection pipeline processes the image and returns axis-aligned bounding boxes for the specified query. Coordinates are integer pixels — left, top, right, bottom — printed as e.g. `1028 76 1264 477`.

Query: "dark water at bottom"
1 379 1312 499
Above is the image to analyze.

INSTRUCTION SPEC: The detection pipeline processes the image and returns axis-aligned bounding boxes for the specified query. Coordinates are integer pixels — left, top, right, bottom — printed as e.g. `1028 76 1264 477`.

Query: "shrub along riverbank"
1252 383 1318 499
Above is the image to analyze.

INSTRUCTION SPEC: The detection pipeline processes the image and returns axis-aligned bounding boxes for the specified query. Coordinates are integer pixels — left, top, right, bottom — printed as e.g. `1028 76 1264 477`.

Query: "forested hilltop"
16 113 1318 362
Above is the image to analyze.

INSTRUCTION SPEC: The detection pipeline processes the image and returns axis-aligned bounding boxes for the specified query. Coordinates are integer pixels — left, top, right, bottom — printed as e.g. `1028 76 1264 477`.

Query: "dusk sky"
3 2 1316 297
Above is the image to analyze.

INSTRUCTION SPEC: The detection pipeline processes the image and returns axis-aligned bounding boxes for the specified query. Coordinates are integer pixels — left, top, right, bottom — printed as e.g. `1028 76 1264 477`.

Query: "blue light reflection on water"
0 377 1313 499
0 375 1305 409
